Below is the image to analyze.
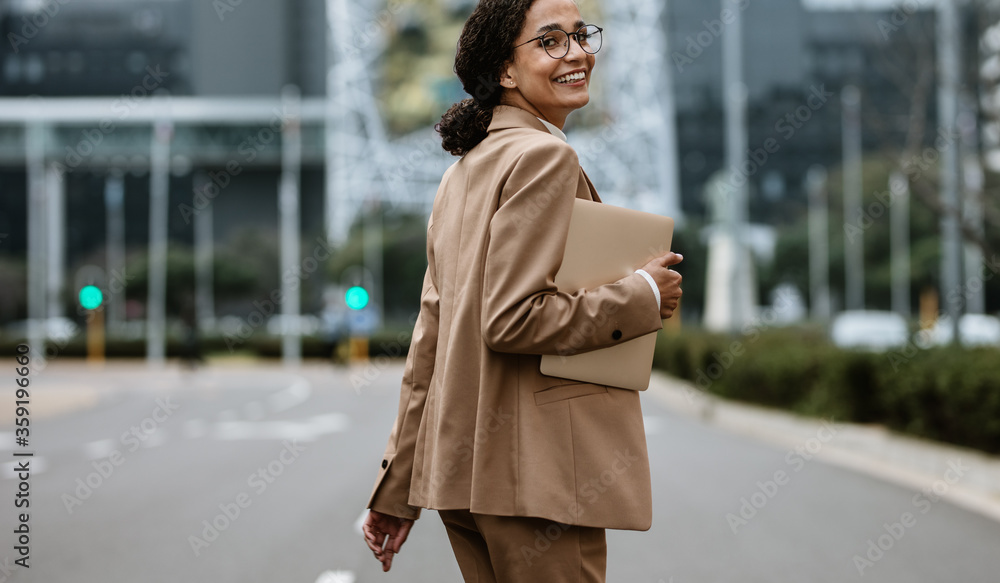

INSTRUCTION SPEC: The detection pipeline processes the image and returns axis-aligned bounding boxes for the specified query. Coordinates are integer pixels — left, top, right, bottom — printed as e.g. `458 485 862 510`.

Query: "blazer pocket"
534 381 608 406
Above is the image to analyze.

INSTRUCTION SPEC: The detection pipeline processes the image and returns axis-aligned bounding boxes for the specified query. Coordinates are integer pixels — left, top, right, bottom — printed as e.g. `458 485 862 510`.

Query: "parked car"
266 314 321 336
928 314 1000 347
2 317 80 342
830 310 909 351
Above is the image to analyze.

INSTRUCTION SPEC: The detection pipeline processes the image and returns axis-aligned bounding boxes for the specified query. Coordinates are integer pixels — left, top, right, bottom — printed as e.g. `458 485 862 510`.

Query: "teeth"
556 71 585 84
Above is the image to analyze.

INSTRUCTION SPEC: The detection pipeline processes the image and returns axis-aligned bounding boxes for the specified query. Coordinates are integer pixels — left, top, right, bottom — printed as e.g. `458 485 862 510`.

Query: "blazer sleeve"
367 219 439 520
481 140 663 356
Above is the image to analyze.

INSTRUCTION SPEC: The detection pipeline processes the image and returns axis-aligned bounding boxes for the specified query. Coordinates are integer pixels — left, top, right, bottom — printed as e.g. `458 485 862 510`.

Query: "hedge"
653 328 1000 454
0 328 414 362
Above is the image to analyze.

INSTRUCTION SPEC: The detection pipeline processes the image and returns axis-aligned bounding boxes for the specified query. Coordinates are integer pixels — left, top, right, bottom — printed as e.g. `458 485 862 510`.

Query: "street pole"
842 85 864 312
147 118 172 366
937 0 963 342
280 85 303 367
960 103 985 315
326 0 357 247
363 197 383 329
25 122 47 361
193 172 216 332
45 162 65 321
722 0 749 334
105 171 126 332
890 171 911 318
807 166 831 322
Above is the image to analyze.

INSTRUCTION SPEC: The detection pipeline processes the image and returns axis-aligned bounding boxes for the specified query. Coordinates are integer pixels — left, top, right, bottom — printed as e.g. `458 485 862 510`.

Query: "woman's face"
501 0 596 129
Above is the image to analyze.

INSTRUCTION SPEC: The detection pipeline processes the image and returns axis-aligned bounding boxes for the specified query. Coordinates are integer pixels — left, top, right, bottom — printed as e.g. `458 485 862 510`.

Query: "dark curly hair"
436 0 535 157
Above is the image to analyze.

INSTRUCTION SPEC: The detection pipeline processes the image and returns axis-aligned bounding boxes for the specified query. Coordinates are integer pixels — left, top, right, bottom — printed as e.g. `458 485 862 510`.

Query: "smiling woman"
361 1 685 581
436 0 600 155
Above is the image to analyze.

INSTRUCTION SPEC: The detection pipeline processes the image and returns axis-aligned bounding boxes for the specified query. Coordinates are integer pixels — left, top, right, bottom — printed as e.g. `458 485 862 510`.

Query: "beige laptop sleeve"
539 199 674 391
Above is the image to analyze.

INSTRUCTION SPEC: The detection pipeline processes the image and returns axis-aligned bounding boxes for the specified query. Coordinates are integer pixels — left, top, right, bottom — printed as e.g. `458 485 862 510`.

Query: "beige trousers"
438 509 607 583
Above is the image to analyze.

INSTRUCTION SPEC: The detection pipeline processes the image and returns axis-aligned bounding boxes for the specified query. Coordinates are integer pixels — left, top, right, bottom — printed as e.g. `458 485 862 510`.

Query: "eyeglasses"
514 24 603 59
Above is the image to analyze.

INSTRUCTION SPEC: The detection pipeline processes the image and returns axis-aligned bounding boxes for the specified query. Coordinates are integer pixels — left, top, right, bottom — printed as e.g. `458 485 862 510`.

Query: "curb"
644 370 1000 525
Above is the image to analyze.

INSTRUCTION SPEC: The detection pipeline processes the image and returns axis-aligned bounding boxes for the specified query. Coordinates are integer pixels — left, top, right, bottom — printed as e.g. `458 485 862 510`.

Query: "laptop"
539 198 674 391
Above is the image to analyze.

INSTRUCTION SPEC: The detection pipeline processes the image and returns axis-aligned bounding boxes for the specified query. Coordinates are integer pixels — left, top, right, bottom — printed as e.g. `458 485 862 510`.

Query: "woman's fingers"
390 520 414 553
661 252 684 267
362 511 414 572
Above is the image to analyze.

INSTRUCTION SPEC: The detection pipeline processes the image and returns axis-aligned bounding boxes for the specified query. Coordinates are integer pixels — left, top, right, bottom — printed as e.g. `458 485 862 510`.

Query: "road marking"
84 439 117 460
267 377 311 413
315 571 355 583
2 457 47 479
213 413 350 441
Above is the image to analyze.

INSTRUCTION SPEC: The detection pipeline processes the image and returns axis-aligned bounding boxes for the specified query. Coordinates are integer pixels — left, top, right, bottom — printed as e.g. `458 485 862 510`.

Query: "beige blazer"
367 105 663 531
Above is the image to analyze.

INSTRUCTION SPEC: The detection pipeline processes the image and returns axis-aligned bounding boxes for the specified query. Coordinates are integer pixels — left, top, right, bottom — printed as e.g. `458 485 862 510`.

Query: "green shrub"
654 327 1000 454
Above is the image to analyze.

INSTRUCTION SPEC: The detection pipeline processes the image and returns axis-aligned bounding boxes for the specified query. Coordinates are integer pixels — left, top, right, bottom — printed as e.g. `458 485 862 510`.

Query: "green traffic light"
345 286 370 310
79 285 103 310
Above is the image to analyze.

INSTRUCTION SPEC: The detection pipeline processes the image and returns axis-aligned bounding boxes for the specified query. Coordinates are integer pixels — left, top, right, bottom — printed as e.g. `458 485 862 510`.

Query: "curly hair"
436 0 535 157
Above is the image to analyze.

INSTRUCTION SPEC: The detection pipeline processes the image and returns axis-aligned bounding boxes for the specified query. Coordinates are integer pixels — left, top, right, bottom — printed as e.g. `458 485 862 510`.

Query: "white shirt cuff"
634 269 660 310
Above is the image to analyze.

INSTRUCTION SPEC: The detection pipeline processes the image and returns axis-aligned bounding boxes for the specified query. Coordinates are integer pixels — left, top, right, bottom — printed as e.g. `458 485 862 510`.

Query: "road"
1 360 999 583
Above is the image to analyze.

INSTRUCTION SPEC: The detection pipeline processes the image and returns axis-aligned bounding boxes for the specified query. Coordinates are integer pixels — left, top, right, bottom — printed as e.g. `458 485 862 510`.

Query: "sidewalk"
645 370 1000 524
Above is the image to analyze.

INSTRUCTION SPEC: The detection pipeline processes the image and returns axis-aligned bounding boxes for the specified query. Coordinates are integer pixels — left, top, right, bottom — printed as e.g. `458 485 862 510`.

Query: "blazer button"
381 459 388 469
612 330 623 340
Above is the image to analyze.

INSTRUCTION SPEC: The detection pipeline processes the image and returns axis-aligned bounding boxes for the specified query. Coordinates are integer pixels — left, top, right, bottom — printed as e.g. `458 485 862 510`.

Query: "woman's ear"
499 63 516 89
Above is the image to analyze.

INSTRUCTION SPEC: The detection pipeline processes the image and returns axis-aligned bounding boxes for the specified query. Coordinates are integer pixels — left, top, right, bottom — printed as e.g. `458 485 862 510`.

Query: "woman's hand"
640 252 684 319
363 510 414 572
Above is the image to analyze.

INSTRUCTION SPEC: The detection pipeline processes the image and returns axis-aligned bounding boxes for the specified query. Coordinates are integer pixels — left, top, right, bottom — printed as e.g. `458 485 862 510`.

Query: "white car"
928 314 1000 347
2 317 80 342
266 315 321 336
831 310 909 351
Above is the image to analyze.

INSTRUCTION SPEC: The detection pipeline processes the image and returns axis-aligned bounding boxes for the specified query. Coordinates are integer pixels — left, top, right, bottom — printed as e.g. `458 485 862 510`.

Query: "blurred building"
0 0 990 323
665 0 960 220
0 0 329 97
0 0 329 268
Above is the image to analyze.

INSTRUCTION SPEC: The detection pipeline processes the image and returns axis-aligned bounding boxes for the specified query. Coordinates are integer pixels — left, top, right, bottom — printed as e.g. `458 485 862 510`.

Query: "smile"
554 71 586 84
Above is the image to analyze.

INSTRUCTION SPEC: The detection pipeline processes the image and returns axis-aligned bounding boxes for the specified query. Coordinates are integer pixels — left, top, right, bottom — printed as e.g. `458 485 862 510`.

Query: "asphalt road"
1 360 999 583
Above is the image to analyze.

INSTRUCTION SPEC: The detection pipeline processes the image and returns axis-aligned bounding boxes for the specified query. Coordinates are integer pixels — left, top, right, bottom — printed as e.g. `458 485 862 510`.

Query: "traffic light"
79 285 104 310
345 286 370 311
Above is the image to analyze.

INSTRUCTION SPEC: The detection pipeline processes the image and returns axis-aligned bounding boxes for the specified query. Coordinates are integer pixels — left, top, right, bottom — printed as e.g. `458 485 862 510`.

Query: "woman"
362 0 683 580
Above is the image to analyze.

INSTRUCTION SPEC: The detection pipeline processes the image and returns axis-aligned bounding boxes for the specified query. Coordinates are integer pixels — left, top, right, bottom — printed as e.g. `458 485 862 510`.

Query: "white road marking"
315 571 355 583
213 413 350 441
267 377 311 413
84 439 117 460
3 457 47 479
